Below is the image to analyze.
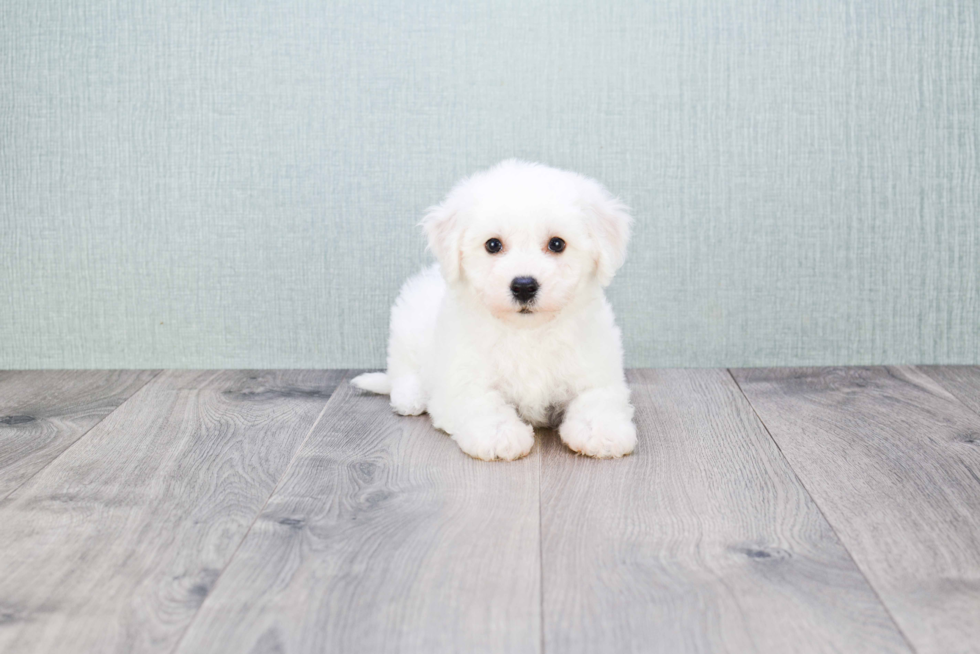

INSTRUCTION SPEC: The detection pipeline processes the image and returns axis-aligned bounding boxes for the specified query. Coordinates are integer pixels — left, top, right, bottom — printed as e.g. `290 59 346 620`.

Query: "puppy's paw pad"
560 415 636 458
455 419 534 461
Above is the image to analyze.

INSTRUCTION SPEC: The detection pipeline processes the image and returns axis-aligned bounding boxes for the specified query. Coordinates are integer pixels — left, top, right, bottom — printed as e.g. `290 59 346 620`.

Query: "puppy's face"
456 198 595 326
423 161 632 328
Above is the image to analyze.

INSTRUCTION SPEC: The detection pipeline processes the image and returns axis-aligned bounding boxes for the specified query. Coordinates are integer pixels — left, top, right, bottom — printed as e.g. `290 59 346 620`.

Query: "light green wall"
2 0 978 369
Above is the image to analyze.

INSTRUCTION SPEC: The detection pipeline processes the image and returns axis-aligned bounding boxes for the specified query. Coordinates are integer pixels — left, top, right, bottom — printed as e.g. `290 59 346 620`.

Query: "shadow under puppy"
353 160 635 461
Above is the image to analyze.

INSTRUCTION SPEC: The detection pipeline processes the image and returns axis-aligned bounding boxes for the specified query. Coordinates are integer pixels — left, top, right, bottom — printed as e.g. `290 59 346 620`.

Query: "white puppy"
352 160 636 461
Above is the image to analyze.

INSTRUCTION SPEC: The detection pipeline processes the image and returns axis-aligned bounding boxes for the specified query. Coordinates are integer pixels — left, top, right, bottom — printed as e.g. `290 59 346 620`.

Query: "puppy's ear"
581 181 632 286
421 200 462 282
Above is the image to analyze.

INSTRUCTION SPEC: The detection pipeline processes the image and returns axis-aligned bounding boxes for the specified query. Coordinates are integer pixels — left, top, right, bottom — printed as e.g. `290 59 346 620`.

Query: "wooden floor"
0 368 978 654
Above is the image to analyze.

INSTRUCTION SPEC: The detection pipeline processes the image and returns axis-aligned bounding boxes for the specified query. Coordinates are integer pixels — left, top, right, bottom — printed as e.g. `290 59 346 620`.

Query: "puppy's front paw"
560 407 636 459
453 417 535 461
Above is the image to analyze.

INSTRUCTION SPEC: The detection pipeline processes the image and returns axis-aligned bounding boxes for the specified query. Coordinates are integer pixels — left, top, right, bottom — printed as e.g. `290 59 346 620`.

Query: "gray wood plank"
174 379 541 654
0 369 343 654
0 370 159 498
541 369 911 654
919 365 980 417
732 366 980 654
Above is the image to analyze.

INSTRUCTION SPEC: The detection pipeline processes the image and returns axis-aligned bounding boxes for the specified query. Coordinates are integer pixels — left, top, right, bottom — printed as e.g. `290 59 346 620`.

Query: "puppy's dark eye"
548 237 566 253
485 238 503 254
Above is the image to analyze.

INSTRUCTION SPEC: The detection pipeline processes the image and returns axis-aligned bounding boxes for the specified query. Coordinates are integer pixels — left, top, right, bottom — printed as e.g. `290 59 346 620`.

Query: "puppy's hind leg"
352 364 425 416
389 374 426 416
353 265 444 417
352 371 424 415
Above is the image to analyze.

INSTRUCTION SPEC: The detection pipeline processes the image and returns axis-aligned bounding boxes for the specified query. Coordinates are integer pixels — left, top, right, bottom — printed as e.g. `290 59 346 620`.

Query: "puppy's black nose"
510 276 539 304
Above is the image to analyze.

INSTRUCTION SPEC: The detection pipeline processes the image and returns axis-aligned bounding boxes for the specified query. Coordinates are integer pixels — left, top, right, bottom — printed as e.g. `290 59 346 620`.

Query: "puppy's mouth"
518 307 533 314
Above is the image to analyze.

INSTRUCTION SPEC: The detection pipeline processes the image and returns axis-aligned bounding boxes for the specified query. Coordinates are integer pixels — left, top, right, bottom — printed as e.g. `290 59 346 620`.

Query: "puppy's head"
422 160 631 327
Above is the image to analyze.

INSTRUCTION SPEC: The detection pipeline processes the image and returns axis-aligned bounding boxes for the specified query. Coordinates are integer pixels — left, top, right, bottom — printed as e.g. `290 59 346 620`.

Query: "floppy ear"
581 182 632 286
421 200 462 283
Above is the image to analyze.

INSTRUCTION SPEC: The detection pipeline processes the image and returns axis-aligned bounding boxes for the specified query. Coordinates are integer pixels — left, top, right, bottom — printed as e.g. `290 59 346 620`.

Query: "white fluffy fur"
352 160 636 461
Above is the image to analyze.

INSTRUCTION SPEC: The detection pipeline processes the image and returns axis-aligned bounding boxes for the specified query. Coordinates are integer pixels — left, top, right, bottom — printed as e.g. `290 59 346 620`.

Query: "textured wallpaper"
1 0 978 369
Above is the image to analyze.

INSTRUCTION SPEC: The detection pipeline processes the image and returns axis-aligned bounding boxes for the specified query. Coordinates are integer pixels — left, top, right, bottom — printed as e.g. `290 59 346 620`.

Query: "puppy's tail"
351 371 391 395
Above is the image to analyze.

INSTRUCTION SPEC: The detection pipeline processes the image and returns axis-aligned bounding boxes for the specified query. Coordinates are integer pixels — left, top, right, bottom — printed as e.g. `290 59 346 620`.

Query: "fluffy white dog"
352 160 636 461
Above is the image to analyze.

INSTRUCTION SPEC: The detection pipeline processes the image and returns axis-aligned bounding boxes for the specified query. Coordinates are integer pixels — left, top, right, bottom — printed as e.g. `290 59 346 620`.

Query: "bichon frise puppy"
352 160 635 461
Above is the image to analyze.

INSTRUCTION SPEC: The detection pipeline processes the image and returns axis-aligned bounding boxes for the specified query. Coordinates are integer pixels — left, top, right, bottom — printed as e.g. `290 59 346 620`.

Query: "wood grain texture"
732 366 980 654
0 370 159 498
919 365 980 416
540 368 910 654
174 380 541 654
0 369 343 654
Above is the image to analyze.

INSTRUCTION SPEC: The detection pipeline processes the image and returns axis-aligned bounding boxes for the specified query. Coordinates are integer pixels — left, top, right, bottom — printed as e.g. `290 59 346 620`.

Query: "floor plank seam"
916 365 980 422
165 370 350 654
725 368 920 654
0 369 163 502
538 436 545 654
